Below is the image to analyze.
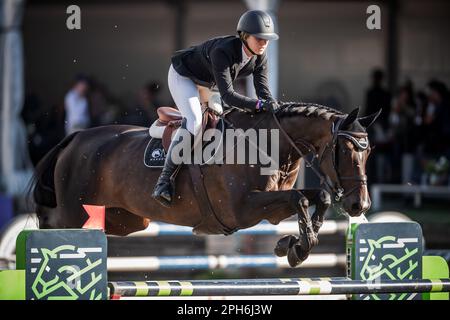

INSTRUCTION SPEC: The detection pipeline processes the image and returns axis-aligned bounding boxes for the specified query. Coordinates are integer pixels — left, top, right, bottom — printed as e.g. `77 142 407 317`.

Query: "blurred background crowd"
365 71 450 186
21 69 450 188
21 75 164 165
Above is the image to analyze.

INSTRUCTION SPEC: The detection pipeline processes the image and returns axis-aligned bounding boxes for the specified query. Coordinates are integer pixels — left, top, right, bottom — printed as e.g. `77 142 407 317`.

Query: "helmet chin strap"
243 40 258 56
239 34 259 56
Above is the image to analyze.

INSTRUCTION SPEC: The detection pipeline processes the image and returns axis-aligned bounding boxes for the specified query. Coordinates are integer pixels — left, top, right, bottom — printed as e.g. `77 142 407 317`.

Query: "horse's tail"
27 132 79 209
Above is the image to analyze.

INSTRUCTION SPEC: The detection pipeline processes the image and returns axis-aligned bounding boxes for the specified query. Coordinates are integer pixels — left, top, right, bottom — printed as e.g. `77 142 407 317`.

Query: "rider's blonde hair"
239 31 250 41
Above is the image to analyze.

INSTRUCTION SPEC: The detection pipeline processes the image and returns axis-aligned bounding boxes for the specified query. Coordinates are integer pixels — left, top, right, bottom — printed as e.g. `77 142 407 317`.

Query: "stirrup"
152 180 174 207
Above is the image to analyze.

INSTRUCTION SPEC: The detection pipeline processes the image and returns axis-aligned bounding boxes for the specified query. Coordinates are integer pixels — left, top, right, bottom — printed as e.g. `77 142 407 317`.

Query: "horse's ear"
358 108 382 129
341 107 360 129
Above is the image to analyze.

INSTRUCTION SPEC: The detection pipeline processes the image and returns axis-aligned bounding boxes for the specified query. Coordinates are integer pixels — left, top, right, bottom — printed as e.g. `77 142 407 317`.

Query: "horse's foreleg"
298 189 331 237
239 189 301 227
285 190 319 267
273 189 331 267
240 190 317 267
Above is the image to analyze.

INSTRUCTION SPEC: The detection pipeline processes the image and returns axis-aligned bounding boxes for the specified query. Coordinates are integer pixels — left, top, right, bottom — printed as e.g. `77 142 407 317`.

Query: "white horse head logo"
152 148 163 159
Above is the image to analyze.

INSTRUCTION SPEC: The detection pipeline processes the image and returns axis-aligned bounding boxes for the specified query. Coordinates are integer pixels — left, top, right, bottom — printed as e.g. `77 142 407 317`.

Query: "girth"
188 165 237 236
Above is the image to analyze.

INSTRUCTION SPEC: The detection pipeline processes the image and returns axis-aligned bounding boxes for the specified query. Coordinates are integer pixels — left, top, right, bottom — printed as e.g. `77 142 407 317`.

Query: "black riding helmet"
237 10 279 41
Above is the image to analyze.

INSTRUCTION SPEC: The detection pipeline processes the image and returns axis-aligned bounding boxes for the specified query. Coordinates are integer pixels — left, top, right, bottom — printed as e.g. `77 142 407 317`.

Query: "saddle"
145 97 234 235
149 105 221 152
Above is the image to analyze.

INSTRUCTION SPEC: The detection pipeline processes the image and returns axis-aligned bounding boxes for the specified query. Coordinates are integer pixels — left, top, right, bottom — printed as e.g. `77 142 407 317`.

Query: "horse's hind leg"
36 205 57 229
36 204 85 229
37 204 150 236
105 207 150 236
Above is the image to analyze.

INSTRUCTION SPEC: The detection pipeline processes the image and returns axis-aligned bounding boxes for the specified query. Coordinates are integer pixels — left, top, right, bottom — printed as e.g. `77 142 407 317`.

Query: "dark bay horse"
30 102 380 267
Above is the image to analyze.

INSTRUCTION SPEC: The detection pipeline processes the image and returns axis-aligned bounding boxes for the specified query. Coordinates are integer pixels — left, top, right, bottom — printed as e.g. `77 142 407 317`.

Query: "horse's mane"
277 101 345 121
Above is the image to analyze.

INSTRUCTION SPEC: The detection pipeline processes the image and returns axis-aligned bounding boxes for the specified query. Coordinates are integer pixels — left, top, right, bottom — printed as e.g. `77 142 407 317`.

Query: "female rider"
152 9 280 207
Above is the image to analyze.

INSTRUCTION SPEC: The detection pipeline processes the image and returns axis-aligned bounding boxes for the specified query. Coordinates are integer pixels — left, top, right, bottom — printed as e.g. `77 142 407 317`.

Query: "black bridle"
318 118 369 202
272 114 370 203
214 105 370 203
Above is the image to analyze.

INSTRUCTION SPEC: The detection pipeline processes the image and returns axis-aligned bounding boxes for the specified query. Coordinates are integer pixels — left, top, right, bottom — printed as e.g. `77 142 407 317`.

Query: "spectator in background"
121 81 162 127
409 91 429 184
410 84 450 185
365 69 392 129
423 80 450 157
414 91 428 128
139 81 162 125
21 94 65 165
89 78 120 127
388 81 416 183
64 74 91 135
365 68 392 183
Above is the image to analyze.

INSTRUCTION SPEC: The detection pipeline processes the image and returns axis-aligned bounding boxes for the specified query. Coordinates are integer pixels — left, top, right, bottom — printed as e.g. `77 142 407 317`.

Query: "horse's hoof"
287 244 310 267
274 235 298 257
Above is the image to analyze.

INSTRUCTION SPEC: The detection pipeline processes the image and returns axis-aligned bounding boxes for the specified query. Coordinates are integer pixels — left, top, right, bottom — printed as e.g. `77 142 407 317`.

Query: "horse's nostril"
352 203 362 211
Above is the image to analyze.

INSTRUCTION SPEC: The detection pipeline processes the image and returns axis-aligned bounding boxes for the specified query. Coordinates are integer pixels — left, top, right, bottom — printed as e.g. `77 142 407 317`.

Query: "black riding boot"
152 120 192 207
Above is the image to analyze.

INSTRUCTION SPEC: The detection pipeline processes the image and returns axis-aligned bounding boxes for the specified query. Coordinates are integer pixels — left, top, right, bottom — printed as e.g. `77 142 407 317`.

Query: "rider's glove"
257 100 279 113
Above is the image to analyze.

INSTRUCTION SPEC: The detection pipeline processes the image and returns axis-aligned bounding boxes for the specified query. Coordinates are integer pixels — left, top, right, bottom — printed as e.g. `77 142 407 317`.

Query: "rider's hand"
259 100 279 113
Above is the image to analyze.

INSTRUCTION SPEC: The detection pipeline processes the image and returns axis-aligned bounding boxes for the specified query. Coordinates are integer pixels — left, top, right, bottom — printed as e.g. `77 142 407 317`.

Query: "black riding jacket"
171 35 274 111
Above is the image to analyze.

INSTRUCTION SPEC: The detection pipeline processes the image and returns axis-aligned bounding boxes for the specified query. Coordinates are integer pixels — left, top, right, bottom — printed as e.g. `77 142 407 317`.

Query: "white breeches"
167 64 203 138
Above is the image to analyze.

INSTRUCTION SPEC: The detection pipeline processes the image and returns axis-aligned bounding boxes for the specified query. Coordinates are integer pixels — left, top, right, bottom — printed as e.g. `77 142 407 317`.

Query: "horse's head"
319 107 381 216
